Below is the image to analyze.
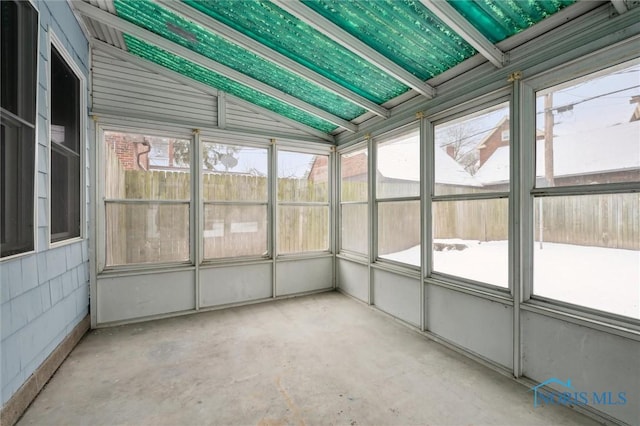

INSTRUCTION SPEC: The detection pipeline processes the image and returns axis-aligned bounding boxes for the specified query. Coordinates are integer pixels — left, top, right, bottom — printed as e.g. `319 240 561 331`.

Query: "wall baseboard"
0 315 90 426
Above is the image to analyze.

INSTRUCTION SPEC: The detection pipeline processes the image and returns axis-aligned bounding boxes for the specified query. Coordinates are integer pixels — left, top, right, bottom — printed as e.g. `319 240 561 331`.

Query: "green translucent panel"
448 0 576 43
113 0 364 121
302 0 476 80
123 34 337 133
183 0 409 104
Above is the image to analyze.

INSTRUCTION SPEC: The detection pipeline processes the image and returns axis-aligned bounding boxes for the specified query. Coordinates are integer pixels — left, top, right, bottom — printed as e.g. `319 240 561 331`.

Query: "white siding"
92 48 217 127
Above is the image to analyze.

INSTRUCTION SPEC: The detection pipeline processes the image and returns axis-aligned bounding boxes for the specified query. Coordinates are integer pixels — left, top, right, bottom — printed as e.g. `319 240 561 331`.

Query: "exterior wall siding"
1 0 90 406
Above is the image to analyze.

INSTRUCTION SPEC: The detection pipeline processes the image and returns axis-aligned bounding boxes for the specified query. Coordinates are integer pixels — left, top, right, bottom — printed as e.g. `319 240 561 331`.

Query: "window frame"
48 30 86 247
100 126 195 270
200 139 271 262
0 0 38 260
338 142 369 259
374 122 422 270
427 96 512 293
275 144 332 257
520 56 640 327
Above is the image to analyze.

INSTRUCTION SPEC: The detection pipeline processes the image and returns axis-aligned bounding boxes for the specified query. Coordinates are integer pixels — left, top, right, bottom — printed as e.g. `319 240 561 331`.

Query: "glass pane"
278 151 328 202
436 102 509 195
51 45 80 153
105 203 190 266
377 127 419 199
533 194 640 319
432 198 508 287
535 62 640 187
0 122 35 257
51 147 80 241
104 131 191 200
203 204 267 259
341 203 368 255
202 143 268 202
341 147 368 202
278 205 329 254
378 200 420 266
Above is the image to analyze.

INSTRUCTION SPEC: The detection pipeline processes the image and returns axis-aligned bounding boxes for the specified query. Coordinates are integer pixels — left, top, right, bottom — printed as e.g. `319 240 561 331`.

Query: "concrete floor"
19 292 598 425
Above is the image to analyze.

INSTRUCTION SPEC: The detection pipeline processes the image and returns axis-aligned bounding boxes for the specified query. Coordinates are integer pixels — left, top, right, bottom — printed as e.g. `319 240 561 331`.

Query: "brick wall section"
1 0 90 408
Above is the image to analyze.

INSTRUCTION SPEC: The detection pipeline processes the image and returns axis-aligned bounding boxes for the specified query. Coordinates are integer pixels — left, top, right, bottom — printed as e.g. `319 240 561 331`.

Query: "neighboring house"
106 133 183 171
310 139 481 195
475 120 640 188
476 117 545 168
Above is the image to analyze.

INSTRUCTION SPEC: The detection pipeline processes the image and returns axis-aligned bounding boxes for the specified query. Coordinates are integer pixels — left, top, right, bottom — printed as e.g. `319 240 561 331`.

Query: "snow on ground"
382 240 640 319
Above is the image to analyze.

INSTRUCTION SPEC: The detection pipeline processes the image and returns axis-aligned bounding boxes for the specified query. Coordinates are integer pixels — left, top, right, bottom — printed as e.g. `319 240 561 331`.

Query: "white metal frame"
372 122 422 272
274 144 333 260
48 29 88 249
336 141 370 261
96 123 195 273
520 55 640 330
199 138 271 264
427 97 512 295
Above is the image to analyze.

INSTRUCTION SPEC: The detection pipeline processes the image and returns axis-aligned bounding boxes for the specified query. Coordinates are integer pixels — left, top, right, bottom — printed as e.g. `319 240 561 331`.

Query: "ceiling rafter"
419 0 506 68
271 0 436 99
91 40 335 142
610 0 629 15
153 0 390 119
73 1 358 133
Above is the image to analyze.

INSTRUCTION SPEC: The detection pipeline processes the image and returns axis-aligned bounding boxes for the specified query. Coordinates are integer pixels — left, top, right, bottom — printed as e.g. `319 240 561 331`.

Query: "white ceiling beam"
420 0 506 68
154 0 390 119
91 40 335 142
73 1 357 132
611 0 629 15
271 0 436 99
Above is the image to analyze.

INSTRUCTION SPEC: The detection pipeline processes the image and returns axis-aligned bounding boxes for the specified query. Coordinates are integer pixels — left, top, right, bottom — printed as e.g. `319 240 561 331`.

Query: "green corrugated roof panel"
113 0 365 121
183 0 410 104
448 0 576 44
123 34 338 133
301 0 477 80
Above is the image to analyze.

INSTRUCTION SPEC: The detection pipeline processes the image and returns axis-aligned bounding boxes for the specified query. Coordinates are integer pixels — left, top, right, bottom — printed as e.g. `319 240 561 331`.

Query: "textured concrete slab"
18 293 598 425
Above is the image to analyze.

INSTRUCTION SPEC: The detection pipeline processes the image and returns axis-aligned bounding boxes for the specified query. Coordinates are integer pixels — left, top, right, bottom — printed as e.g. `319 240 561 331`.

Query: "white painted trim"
73 1 357 132
154 0 390 119
271 0 435 99
420 0 505 68
48 29 88 248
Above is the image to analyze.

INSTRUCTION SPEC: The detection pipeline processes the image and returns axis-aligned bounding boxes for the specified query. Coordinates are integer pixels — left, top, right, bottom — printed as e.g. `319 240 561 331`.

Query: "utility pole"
540 93 556 249
544 93 555 187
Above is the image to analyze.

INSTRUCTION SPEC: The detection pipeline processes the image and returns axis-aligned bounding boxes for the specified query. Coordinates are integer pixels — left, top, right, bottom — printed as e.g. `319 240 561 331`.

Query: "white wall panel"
427 285 513 369
92 49 217 126
226 101 317 137
200 263 272 307
372 269 420 326
522 311 640 424
337 258 368 303
97 270 195 324
276 257 333 296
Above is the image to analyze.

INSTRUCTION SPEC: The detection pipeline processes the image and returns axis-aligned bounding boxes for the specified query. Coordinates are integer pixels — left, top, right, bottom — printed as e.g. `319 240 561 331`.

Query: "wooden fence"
105 156 638 265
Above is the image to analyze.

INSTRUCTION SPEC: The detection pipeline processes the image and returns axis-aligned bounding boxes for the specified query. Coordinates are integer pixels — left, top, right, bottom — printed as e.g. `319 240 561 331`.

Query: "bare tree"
172 141 240 171
437 123 480 175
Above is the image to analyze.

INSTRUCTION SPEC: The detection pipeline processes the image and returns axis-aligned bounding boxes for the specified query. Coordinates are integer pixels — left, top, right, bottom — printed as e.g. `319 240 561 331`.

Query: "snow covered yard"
382 240 639 319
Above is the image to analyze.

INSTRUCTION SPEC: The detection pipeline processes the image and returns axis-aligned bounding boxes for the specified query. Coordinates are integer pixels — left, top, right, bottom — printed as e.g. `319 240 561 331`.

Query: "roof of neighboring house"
475 121 640 184
377 135 481 187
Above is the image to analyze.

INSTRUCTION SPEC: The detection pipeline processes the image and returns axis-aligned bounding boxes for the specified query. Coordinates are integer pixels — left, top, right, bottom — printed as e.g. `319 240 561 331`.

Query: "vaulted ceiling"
74 0 631 138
